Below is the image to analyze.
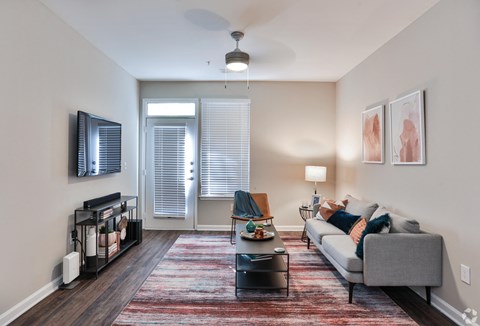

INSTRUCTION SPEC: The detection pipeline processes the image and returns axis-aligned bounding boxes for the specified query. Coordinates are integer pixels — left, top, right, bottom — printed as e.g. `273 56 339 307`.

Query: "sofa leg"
426 286 431 305
307 237 310 249
348 282 355 303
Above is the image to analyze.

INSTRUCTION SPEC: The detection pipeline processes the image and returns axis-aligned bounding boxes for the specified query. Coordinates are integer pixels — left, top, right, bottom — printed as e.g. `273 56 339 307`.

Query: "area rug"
113 235 416 325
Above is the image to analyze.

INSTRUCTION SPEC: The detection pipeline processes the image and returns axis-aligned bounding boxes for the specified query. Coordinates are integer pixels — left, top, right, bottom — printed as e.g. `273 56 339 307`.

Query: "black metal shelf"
76 206 136 226
82 240 137 274
74 195 140 278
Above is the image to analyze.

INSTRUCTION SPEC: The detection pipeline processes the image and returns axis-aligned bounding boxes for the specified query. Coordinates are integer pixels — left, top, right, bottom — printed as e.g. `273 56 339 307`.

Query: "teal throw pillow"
355 214 391 259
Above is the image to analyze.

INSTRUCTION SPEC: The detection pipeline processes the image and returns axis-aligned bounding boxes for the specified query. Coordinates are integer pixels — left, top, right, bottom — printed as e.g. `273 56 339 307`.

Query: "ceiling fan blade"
233 0 292 31
183 9 230 31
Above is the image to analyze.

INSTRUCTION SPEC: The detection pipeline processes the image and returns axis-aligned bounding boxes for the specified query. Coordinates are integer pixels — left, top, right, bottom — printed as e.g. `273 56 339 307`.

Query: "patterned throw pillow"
349 218 367 244
319 199 348 221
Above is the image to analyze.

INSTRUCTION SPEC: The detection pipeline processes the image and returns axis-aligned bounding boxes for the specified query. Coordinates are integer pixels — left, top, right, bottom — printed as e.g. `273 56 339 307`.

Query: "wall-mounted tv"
77 110 122 177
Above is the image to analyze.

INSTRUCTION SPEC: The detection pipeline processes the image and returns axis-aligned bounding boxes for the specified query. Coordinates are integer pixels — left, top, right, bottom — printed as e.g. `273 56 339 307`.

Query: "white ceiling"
39 0 439 82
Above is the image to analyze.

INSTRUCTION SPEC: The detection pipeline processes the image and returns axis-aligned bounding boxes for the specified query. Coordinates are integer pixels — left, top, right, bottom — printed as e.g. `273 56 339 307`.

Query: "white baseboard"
196 224 304 232
0 275 63 326
410 286 477 326
274 225 304 232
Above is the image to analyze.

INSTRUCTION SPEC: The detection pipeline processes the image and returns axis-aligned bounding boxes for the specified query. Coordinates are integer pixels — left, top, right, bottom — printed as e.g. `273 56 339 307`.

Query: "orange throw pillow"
349 218 367 245
319 199 348 221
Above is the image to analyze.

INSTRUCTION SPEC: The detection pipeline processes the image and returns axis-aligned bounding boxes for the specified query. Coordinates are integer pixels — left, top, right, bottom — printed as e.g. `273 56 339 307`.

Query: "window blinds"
154 124 186 218
200 99 250 197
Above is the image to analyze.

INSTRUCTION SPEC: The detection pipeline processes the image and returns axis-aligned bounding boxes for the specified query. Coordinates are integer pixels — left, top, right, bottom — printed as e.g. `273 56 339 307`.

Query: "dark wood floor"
11 230 455 326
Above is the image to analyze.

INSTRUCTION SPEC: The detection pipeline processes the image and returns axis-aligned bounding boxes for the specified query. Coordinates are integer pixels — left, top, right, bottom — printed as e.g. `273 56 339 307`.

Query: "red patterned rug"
113 235 416 325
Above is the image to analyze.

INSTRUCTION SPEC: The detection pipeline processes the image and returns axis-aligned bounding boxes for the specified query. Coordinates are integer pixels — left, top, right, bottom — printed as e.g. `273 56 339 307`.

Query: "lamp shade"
305 166 326 182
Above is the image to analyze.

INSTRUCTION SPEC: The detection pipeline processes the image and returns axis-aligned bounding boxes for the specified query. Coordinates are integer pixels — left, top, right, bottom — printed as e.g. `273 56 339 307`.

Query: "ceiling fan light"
225 50 249 71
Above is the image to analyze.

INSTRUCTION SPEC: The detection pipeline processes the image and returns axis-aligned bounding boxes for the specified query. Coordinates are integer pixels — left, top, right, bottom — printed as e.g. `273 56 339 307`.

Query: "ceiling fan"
225 31 249 72
181 3 295 79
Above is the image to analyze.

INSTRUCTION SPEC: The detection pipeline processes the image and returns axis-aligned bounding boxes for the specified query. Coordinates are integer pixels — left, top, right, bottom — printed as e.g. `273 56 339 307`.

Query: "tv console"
74 195 140 278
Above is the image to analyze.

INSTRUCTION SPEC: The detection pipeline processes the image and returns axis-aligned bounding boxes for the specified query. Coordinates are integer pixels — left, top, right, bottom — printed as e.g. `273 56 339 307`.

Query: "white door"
145 118 196 230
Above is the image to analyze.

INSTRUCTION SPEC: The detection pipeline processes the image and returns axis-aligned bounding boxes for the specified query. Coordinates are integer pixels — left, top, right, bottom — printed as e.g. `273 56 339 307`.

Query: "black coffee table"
235 223 289 296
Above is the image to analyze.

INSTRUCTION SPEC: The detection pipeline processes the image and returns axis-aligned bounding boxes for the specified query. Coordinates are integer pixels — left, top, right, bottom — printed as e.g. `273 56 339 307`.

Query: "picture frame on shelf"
311 194 322 207
362 105 384 164
389 90 426 165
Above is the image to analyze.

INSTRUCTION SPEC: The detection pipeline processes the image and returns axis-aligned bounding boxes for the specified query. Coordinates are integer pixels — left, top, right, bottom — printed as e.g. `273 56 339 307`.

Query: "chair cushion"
322 236 364 272
306 219 345 243
344 194 378 220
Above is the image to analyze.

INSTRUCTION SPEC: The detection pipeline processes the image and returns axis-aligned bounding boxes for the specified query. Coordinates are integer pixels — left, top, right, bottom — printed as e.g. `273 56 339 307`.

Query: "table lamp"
305 166 326 194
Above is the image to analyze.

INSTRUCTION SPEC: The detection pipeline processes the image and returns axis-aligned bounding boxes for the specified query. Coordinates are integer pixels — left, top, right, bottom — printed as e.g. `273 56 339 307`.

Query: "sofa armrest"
363 233 442 287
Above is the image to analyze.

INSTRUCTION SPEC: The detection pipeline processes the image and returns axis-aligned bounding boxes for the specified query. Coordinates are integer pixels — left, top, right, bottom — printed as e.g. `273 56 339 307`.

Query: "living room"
1 0 478 325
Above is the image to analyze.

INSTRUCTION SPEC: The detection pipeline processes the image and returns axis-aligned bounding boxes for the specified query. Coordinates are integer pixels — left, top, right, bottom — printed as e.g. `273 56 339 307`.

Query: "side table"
299 206 313 242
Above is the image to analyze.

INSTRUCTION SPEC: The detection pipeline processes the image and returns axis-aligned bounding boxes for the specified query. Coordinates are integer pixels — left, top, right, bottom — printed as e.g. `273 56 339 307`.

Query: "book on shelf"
100 207 114 219
98 249 117 258
242 254 273 262
98 241 118 257
98 250 117 258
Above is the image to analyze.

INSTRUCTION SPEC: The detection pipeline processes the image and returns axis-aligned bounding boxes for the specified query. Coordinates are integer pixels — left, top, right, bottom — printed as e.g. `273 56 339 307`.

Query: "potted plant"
99 225 116 247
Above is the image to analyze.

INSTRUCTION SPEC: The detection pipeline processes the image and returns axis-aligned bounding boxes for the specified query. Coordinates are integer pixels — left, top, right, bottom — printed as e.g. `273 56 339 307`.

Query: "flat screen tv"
77 110 122 177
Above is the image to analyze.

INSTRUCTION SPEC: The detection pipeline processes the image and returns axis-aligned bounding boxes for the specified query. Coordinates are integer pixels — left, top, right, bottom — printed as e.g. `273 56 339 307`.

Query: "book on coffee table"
242 254 273 262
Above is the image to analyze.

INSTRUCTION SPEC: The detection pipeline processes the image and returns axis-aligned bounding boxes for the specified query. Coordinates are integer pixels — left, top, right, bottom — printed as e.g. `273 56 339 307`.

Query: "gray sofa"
306 195 442 304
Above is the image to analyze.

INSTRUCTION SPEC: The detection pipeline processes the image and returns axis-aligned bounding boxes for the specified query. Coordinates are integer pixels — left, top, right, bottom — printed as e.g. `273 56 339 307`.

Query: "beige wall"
336 0 479 316
140 81 336 228
0 0 138 317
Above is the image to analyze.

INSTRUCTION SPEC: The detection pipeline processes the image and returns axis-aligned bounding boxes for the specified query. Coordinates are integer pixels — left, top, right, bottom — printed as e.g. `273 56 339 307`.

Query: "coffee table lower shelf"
236 271 288 294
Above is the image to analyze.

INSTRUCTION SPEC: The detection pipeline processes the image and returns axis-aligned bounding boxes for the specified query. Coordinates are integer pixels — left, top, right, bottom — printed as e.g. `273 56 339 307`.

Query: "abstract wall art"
389 90 425 165
362 105 384 163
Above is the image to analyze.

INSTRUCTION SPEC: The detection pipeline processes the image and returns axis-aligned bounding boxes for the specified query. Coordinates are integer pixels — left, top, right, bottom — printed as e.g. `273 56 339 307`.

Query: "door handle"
187 177 194 181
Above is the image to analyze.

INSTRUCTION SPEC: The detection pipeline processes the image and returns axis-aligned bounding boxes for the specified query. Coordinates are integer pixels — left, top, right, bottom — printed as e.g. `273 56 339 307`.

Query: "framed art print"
311 194 322 207
362 105 384 163
389 90 425 165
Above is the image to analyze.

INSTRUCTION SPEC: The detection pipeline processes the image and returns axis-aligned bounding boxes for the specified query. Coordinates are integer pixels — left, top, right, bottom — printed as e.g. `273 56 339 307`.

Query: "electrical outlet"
461 264 471 285
70 230 77 245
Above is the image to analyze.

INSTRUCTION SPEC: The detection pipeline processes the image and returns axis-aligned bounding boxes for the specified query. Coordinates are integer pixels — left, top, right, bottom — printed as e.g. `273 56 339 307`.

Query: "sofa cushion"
349 217 367 244
371 206 420 233
306 219 345 243
319 199 348 221
344 195 378 220
355 214 391 259
327 210 361 234
322 235 363 272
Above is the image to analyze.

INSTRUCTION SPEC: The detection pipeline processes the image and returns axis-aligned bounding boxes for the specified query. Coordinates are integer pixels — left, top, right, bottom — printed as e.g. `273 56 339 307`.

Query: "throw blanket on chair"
233 190 264 218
